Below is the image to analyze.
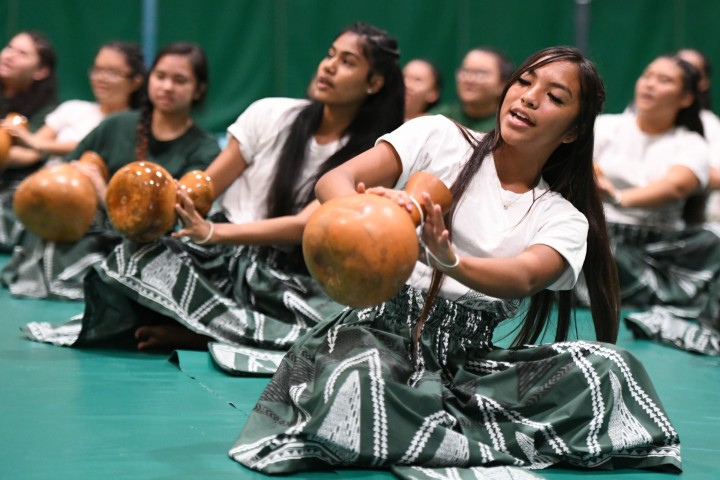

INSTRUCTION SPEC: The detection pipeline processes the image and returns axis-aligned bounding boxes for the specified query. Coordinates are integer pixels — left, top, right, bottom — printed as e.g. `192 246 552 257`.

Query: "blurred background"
2 0 717 134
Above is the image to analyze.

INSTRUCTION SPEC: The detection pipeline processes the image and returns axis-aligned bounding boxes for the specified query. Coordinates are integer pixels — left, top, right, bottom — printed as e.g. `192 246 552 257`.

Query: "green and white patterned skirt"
23 238 344 372
609 222 720 355
232 286 681 475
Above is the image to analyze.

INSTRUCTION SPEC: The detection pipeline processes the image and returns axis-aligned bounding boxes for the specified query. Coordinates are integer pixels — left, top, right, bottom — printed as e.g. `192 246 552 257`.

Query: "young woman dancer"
24 23 405 375
3 42 218 299
232 46 681 476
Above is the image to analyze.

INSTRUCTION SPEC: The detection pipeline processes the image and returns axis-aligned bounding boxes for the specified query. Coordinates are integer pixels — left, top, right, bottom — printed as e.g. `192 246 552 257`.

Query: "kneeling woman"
232 47 681 476
24 23 405 374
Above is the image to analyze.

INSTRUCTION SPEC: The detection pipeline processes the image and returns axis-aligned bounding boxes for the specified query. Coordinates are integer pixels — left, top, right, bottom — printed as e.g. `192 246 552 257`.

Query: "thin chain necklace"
497 176 536 210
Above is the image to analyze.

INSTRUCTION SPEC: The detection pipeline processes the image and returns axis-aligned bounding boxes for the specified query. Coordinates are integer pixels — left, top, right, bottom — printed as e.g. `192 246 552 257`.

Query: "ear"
31 66 50 82
367 74 385 95
561 125 578 144
679 91 694 109
193 83 207 101
130 74 144 92
425 88 440 104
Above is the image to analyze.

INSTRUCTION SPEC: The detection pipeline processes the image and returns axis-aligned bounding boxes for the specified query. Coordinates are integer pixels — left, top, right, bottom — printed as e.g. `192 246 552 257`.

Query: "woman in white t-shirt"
232 47 682 476
23 23 405 367
3 40 145 165
676 48 720 221
595 55 720 355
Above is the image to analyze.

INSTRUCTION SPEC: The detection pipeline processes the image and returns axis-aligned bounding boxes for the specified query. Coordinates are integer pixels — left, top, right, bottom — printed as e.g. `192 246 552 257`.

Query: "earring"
367 88 374 94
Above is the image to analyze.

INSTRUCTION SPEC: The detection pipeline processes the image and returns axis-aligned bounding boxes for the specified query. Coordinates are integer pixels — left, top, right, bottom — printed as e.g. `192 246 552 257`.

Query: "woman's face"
89 47 142 109
455 50 504 108
0 33 47 87
311 32 381 108
403 60 439 119
498 59 581 152
148 54 200 115
634 57 692 117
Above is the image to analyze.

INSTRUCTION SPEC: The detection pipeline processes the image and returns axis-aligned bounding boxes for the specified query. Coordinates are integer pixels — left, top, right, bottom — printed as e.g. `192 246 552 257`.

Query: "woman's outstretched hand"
172 186 213 242
419 192 458 270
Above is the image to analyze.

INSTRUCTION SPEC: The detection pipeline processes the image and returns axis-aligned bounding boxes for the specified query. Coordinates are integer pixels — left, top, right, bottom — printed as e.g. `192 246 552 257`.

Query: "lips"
509 108 535 127
316 76 333 89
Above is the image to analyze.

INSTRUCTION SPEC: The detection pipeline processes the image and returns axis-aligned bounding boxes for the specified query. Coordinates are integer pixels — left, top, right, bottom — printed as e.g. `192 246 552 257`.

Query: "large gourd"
303 171 452 308
14 151 108 243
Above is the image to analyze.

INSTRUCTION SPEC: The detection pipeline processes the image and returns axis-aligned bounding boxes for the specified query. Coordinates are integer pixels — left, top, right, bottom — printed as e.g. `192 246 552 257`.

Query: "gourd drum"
106 161 178 243
178 170 215 217
106 162 215 243
303 171 452 308
0 112 28 168
14 151 108 243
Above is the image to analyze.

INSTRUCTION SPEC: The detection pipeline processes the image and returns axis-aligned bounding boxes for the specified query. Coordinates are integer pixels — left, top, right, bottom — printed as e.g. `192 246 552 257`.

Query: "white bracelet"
424 245 460 269
195 222 214 244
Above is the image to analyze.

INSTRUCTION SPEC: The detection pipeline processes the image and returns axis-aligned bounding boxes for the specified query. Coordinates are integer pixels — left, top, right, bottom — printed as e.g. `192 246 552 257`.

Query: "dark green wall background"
1 0 717 133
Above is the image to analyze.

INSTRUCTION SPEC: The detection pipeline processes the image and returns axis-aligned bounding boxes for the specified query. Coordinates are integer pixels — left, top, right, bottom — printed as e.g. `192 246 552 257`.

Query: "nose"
521 89 538 109
322 56 338 74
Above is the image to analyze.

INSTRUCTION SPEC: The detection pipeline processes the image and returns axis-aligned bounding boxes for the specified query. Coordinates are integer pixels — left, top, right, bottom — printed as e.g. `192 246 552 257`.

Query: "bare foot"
134 324 212 351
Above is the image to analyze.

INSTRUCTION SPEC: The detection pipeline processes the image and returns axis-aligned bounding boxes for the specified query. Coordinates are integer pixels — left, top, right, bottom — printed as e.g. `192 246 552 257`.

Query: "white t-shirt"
44 100 105 163
699 109 720 221
594 112 710 229
378 115 589 314
220 97 345 223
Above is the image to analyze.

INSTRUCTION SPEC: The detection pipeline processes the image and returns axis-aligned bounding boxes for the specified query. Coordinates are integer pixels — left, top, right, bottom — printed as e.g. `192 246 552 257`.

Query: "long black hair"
678 48 712 110
99 40 146 109
667 55 704 137
135 42 209 162
265 22 404 220
0 31 57 119
418 46 619 347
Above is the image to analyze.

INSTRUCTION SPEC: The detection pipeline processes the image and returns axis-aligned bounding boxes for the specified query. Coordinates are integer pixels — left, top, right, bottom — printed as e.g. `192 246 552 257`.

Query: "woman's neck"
493 144 544 192
1 78 31 98
635 110 674 135
314 103 360 145
151 109 192 141
99 101 130 116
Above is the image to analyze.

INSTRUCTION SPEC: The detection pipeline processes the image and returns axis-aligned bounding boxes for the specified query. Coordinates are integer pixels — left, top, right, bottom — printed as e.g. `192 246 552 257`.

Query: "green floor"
1 252 718 479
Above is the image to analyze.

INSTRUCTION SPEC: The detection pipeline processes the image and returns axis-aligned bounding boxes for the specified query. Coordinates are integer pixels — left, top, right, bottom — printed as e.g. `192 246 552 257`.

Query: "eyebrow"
525 69 574 98
329 44 362 61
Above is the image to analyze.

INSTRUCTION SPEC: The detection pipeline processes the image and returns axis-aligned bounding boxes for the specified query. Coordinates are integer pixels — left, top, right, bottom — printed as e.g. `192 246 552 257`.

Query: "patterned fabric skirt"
231 286 681 476
609 222 720 355
0 182 24 252
1 213 121 300
23 237 344 373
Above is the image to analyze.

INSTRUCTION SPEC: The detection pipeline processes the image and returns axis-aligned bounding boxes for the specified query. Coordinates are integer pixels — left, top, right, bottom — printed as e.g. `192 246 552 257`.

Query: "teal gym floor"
1 252 718 479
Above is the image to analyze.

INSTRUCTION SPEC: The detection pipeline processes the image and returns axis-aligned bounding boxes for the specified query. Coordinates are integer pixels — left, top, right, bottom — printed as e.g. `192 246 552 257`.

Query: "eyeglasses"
88 67 133 81
456 68 493 82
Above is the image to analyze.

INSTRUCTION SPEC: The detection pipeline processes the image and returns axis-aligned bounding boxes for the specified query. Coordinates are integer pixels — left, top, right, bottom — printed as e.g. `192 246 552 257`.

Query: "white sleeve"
531 200 589 291
377 115 475 188
226 98 308 168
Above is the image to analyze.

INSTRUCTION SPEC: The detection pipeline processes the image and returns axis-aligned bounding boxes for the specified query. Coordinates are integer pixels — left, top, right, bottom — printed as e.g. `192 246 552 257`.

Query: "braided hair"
135 42 208 162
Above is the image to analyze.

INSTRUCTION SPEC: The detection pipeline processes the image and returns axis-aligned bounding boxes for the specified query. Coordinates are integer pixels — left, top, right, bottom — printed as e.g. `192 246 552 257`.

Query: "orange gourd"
303 171 452 308
178 170 215 217
13 151 108 243
106 161 177 243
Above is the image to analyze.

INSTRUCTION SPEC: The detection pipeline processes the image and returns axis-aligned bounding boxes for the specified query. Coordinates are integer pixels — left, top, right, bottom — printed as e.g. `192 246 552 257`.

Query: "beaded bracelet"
196 222 214 244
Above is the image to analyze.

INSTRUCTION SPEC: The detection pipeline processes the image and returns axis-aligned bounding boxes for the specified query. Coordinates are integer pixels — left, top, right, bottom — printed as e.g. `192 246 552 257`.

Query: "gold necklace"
497 180 528 209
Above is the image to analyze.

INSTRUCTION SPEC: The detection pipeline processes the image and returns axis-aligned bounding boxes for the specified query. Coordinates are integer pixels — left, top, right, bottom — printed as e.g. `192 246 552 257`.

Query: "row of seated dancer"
1 21 717 476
